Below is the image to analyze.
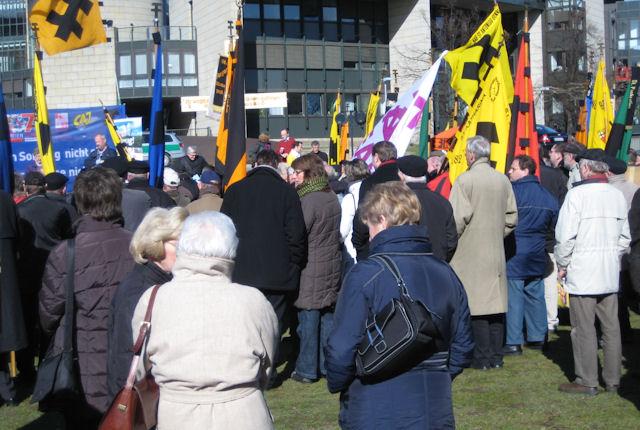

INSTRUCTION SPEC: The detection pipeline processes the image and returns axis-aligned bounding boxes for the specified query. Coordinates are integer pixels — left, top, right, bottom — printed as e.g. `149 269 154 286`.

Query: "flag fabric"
575 100 587 145
0 78 14 193
364 91 380 137
444 5 514 107
328 91 341 165
606 67 640 161
215 16 246 191
418 98 430 159
34 50 55 174
507 30 539 177
355 53 444 167
29 0 107 56
585 75 594 140
103 106 130 161
587 60 613 150
446 5 513 183
339 121 349 163
148 32 165 188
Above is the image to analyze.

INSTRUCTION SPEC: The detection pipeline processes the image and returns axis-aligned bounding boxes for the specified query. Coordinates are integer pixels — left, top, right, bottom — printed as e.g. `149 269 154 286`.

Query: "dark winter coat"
126 178 176 209
295 190 342 310
83 147 118 170
122 188 152 232
17 192 74 295
406 182 457 261
40 216 134 413
352 161 400 260
0 191 27 353
221 166 307 292
107 262 171 399
46 192 79 222
506 175 559 279
539 164 567 253
326 225 474 429
629 189 640 295
175 155 209 178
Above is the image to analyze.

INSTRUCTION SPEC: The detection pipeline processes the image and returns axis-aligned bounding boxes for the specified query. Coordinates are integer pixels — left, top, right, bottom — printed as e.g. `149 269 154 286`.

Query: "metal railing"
114 26 197 43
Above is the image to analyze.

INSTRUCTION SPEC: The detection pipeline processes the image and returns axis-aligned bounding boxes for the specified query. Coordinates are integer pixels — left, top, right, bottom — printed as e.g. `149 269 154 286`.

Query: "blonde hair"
130 207 189 264
359 182 421 227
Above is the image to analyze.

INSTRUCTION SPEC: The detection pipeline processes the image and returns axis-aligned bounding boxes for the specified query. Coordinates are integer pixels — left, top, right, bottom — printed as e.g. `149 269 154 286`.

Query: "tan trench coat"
449 158 518 316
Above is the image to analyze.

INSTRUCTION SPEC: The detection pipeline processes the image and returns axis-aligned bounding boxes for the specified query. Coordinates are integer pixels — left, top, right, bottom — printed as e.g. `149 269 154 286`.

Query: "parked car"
129 132 185 166
536 124 568 149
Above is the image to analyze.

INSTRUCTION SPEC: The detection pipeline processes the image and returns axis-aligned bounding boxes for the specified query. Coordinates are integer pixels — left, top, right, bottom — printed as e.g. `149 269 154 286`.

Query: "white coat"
554 181 631 295
132 253 278 430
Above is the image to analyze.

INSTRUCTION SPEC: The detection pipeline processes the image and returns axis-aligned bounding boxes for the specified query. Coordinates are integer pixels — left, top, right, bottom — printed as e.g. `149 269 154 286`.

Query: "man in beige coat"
449 135 518 370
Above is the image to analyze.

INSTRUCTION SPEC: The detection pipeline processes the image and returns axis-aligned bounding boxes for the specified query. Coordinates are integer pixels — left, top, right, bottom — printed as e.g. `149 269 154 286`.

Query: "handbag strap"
123 285 161 390
370 254 411 298
63 238 75 351
132 285 161 355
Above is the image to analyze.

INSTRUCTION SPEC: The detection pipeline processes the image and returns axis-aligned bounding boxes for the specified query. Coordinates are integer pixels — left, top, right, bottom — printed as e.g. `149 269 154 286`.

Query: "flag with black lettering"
0 78 14 193
103 106 130 161
587 59 613 150
34 50 55 174
215 16 246 191
606 67 639 161
29 0 107 56
446 4 513 183
148 32 164 188
507 27 539 177
339 121 349 163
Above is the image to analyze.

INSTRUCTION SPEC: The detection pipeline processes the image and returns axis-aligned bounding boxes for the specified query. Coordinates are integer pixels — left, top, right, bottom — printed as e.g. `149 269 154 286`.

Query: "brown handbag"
99 285 161 430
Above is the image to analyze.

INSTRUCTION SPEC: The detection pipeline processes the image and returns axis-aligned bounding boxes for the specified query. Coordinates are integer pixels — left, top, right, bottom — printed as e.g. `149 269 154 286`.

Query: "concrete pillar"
528 9 546 126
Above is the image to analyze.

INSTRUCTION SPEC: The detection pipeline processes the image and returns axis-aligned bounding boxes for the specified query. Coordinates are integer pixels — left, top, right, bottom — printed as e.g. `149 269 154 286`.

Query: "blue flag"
0 78 14 193
148 31 165 188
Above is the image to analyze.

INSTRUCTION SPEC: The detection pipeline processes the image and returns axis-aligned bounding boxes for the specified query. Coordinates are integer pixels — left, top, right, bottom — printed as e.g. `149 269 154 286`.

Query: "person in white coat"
132 211 279 429
555 149 631 396
339 159 369 266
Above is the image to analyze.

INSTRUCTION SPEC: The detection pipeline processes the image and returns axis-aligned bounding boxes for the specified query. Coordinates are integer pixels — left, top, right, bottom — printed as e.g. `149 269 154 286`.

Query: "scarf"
297 176 329 198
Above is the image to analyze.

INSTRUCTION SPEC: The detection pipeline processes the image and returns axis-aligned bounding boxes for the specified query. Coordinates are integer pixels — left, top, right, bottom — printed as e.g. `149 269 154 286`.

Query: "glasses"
294 170 303 175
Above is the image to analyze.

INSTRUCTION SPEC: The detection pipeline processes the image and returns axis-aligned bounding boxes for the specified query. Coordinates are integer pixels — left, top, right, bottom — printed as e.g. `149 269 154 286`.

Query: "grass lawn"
2 310 639 429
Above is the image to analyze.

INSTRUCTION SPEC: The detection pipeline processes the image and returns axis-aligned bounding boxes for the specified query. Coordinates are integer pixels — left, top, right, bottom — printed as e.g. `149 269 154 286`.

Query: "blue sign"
9 105 126 188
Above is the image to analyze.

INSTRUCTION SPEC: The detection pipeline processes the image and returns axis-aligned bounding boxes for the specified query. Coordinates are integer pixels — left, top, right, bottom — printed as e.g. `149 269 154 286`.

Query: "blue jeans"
506 278 547 345
295 308 334 380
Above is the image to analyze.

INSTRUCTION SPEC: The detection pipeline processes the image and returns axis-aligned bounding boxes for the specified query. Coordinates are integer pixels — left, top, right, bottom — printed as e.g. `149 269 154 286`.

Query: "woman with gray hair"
132 211 278 429
107 206 188 399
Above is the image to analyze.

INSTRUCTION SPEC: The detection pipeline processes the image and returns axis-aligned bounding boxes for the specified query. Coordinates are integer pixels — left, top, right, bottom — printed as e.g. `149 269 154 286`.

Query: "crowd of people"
0 131 638 429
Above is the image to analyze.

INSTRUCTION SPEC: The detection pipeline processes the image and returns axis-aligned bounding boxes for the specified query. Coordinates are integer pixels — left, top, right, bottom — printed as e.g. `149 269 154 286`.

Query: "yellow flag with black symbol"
446 5 513 184
33 51 55 174
364 91 380 137
29 0 107 56
328 92 341 165
587 59 614 150
444 4 513 107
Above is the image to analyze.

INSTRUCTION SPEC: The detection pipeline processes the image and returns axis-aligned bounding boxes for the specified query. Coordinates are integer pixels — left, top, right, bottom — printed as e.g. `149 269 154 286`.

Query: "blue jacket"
83 147 117 169
506 175 559 279
325 225 473 429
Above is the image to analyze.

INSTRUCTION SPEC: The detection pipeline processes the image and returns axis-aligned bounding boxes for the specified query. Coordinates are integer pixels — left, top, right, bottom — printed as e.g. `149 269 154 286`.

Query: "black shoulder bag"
355 254 442 382
32 239 79 402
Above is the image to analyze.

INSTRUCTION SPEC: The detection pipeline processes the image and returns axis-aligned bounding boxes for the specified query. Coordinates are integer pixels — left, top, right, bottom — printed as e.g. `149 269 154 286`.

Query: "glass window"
263 0 280 20
631 20 639 39
264 20 281 37
135 53 147 75
304 21 320 39
324 22 338 41
284 1 301 20
323 0 337 22
306 93 322 116
244 1 260 19
288 93 303 115
303 0 320 20
326 92 337 115
119 55 131 76
168 52 180 74
184 53 196 74
284 21 302 38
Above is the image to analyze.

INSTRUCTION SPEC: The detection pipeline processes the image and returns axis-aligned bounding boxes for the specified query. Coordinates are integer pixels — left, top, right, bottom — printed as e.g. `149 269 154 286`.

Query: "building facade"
0 0 610 143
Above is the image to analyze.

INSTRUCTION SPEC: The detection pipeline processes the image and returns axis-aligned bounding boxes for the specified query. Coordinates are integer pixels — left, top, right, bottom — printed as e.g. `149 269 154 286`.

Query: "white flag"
354 52 446 166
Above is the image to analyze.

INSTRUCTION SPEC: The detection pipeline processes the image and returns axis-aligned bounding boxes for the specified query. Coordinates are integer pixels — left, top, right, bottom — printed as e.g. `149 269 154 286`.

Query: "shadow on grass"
17 411 65 430
543 327 575 383
620 328 640 411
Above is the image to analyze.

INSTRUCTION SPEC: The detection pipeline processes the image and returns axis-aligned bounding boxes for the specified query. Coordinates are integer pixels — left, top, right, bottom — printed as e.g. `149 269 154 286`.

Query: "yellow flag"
446 5 513 183
103 107 131 161
33 51 55 174
329 92 341 165
587 60 613 149
364 91 380 137
29 0 107 56
444 5 514 106
339 121 349 163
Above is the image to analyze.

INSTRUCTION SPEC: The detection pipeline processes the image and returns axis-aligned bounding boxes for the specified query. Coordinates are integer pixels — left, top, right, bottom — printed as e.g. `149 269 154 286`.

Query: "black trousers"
262 290 299 368
471 314 505 367
0 353 16 401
